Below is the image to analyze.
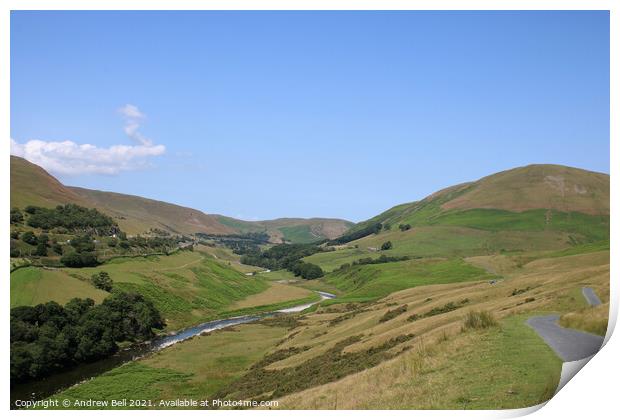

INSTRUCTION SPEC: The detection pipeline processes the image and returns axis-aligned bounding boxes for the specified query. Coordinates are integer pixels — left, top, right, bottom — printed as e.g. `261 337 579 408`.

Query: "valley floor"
41 249 609 409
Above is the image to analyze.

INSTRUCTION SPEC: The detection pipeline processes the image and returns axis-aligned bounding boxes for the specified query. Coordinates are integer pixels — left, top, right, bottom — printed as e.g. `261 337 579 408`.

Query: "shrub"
52 243 63 255
70 235 95 253
10 247 20 258
21 231 38 245
10 208 23 224
61 252 99 268
381 241 393 250
91 271 113 292
463 310 498 330
34 243 48 257
424 301 461 317
379 305 408 323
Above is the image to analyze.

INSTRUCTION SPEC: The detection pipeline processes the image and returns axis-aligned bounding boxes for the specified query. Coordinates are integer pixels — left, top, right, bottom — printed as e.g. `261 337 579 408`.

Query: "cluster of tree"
10 292 164 383
398 223 412 231
10 208 24 224
289 261 324 279
240 243 325 279
23 204 118 234
91 271 113 291
124 235 183 252
10 231 51 258
70 235 96 253
196 232 270 255
328 223 383 245
60 252 99 268
337 254 411 271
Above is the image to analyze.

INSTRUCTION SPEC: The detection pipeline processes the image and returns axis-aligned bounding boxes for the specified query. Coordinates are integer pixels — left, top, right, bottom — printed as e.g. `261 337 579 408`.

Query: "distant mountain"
10 156 352 242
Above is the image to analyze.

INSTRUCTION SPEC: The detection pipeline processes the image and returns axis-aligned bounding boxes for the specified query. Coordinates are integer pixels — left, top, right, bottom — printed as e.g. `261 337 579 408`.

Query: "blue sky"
10 11 609 222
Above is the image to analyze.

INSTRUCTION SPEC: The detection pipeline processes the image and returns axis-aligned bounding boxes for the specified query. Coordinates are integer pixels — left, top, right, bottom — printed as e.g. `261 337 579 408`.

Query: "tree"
91 272 113 292
37 233 49 245
10 292 164 383
52 243 63 255
21 231 38 245
61 252 99 268
107 237 118 247
398 224 412 232
381 241 393 250
10 246 20 258
11 208 23 224
34 243 48 257
70 235 95 253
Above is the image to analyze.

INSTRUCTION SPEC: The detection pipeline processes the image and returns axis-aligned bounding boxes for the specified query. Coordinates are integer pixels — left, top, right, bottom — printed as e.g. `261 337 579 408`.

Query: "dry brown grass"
559 303 609 336
441 164 609 215
230 282 315 309
248 251 608 408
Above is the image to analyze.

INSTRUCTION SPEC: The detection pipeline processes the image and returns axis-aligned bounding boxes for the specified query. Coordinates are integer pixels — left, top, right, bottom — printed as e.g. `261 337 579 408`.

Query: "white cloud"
118 103 152 146
11 105 166 176
118 104 145 119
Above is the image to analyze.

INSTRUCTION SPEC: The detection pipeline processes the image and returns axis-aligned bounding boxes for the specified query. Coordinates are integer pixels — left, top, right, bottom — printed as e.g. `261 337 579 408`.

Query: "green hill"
10 156 351 241
347 164 608 236
307 164 609 271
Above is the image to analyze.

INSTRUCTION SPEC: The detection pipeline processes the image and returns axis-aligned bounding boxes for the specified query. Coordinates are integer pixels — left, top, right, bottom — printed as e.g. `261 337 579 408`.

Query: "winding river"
11 291 336 406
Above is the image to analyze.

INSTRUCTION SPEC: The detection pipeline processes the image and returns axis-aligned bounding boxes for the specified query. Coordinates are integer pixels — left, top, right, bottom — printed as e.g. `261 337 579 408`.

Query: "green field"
322 258 493 302
10 266 109 307
10 250 272 330
305 225 578 273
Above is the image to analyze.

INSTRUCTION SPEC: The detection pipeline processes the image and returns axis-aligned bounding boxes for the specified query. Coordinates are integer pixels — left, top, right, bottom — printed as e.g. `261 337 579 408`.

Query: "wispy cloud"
11 105 165 176
118 104 152 146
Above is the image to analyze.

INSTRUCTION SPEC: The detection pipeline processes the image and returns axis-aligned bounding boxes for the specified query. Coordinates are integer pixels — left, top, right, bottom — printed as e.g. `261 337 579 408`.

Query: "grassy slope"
332 164 609 270
276 315 561 409
50 323 288 408
304 226 576 272
230 282 315 309
216 215 353 243
70 187 234 236
10 267 109 307
12 156 351 240
10 251 270 331
48 250 609 409
347 164 609 235
442 164 610 215
323 258 493 302
10 156 92 209
10 250 324 331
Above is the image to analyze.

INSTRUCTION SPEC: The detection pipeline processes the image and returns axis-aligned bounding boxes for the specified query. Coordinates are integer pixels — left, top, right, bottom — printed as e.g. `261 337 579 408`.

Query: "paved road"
582 287 602 307
527 315 604 362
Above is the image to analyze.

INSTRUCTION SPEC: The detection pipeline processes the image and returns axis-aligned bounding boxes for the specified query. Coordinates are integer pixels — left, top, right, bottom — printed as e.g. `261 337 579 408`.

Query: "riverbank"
11 290 334 408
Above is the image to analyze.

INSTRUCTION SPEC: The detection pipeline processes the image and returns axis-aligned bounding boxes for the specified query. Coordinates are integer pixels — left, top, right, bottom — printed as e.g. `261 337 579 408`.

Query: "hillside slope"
346 164 609 236
10 156 92 209
10 156 351 241
308 164 609 272
69 186 235 236
217 215 353 243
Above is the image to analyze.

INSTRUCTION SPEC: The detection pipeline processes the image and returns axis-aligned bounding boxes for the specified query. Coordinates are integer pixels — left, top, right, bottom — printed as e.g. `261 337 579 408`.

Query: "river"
10 291 336 407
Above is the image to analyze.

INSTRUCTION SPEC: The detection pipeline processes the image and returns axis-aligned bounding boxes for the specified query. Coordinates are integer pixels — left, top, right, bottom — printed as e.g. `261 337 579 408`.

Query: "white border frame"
1 2 616 420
